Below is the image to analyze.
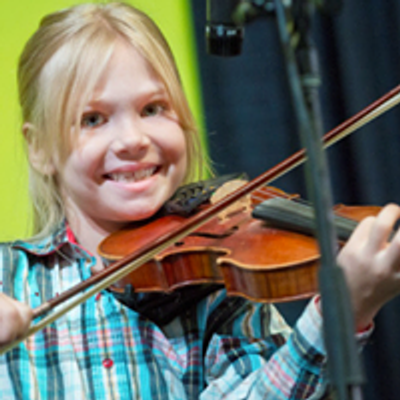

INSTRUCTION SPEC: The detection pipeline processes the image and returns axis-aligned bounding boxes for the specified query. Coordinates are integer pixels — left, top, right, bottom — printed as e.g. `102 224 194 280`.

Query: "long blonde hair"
18 2 206 238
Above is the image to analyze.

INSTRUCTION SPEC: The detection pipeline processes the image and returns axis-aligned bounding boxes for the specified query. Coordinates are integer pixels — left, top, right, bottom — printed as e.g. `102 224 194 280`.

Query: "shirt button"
102 358 114 369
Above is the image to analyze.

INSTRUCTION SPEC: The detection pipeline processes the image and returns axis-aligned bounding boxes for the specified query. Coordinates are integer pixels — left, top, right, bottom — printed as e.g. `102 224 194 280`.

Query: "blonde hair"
18 2 207 238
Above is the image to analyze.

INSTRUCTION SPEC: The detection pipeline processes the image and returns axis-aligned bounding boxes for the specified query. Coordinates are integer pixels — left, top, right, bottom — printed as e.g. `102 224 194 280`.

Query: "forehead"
88 39 167 104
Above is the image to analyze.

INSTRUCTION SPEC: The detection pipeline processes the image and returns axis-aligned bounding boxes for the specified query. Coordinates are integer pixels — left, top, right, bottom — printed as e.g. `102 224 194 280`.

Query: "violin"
98 184 382 303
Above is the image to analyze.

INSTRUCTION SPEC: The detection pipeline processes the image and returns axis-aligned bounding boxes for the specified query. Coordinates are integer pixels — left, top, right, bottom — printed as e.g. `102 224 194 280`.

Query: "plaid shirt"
0 223 334 399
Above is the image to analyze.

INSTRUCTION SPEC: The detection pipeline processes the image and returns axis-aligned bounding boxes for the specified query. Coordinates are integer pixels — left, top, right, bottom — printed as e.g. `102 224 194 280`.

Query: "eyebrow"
88 84 168 106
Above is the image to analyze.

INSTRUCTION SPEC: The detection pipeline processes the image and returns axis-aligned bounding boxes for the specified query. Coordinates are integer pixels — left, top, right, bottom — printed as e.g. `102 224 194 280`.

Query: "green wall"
0 0 204 241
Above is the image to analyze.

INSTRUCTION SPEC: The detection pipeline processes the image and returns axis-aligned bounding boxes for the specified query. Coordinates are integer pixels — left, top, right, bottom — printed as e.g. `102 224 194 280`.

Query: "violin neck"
252 197 358 242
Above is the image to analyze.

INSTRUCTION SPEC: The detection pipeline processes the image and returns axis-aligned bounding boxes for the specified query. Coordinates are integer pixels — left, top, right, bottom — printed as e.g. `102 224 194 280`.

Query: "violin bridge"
210 179 251 223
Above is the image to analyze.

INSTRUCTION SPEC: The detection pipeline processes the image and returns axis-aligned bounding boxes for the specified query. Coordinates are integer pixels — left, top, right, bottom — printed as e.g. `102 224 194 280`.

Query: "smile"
105 167 158 183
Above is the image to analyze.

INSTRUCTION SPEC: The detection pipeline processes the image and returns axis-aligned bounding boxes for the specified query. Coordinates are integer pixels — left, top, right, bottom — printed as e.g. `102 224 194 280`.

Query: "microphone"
205 0 341 57
205 0 246 56
205 0 286 57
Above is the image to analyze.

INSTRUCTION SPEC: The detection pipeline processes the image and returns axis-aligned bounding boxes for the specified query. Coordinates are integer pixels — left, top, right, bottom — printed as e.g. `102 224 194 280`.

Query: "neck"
66 212 126 273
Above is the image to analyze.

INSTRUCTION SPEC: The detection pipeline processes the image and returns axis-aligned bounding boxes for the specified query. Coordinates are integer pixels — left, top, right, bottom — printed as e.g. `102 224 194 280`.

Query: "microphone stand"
234 1 365 398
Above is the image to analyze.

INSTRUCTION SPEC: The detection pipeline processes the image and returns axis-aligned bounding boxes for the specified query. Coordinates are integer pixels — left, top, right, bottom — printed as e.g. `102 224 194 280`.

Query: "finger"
367 204 400 253
345 215 376 249
15 301 33 334
380 223 400 273
0 294 33 343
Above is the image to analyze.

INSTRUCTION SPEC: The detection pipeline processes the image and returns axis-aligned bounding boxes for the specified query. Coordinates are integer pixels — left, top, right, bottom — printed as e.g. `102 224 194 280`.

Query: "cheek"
170 133 188 179
68 137 107 177
164 127 187 161
66 151 90 175
59 148 96 191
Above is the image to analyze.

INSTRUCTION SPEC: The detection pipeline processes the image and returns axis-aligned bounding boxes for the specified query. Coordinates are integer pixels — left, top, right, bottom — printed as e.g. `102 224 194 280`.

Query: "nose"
111 117 150 157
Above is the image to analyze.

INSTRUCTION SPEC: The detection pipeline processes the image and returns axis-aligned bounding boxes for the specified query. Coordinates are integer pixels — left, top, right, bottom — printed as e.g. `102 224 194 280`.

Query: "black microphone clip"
205 0 284 57
206 0 262 56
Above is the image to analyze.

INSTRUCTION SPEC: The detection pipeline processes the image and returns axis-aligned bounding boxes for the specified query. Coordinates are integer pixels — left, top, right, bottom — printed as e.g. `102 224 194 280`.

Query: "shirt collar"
11 221 91 259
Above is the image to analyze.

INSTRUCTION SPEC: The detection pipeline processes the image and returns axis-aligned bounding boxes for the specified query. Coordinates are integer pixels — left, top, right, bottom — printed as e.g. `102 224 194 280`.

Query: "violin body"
98 186 382 303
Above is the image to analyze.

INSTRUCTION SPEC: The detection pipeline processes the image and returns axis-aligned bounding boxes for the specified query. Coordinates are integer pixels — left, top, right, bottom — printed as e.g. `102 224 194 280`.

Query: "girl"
1 2 400 399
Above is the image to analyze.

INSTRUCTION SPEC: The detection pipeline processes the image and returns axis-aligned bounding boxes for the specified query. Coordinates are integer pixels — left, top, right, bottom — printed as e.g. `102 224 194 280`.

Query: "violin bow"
2 84 400 355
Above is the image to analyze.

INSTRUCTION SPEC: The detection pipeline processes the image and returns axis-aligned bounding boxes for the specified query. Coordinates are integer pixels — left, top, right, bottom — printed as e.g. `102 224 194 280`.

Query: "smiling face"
57 40 187 238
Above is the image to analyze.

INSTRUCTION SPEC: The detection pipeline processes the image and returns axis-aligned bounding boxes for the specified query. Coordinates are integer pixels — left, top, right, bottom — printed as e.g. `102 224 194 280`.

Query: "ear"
22 122 56 176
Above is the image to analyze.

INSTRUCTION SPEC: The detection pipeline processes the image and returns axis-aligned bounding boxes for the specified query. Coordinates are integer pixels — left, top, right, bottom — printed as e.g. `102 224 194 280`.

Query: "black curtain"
191 1 400 398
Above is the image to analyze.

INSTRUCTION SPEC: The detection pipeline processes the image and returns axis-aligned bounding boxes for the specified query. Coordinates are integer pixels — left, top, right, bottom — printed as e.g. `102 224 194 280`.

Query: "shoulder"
0 240 32 298
0 240 14 252
0 240 27 264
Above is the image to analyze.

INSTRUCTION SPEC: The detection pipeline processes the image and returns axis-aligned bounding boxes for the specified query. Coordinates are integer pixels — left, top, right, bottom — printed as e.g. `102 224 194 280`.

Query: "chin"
120 207 160 223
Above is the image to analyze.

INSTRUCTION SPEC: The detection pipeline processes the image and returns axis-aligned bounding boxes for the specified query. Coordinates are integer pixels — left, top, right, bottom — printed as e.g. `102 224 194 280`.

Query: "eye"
141 102 167 117
81 112 107 128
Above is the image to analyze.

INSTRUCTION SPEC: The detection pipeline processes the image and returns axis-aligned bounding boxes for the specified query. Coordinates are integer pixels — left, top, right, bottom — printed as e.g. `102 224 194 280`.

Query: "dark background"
191 1 400 398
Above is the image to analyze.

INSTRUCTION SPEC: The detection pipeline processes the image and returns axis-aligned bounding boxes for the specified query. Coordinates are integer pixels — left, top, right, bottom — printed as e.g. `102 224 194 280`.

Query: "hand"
0 293 33 345
337 203 400 331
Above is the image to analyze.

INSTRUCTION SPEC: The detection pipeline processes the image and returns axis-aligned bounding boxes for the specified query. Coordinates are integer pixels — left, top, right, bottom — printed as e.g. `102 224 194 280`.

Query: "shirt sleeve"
200 296 329 399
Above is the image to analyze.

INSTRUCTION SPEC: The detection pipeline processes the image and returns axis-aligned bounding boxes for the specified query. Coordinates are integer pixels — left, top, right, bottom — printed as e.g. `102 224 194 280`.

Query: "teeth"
108 167 156 182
